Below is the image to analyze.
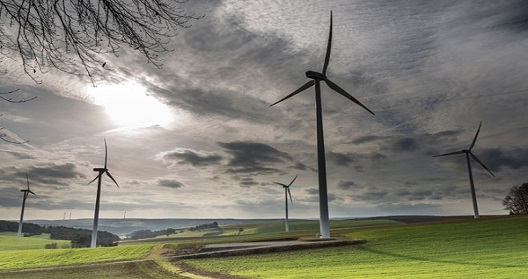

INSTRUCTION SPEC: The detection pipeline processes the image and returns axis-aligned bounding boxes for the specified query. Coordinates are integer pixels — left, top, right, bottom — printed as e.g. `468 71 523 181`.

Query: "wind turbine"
18 173 36 239
273 175 297 232
270 11 374 238
88 139 119 248
433 121 494 219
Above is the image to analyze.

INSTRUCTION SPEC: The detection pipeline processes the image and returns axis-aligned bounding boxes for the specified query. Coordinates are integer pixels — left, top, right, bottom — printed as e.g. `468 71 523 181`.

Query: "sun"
86 81 173 129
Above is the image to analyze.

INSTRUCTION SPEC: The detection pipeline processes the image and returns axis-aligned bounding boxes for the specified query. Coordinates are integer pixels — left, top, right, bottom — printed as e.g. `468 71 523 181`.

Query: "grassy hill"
181 215 528 278
0 233 71 251
1 215 527 278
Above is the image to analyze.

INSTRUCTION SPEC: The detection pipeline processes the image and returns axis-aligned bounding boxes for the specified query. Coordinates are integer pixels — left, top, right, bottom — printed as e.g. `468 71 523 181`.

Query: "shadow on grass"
357 246 526 269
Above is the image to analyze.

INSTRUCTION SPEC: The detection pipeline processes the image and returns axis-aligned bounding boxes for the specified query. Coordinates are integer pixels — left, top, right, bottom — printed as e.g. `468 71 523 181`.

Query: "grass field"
178 215 528 278
0 244 154 270
0 233 71 251
1 216 527 278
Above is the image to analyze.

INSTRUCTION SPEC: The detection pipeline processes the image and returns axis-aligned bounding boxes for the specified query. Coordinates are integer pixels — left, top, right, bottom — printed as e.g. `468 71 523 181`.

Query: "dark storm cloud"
239 177 259 188
157 179 184 189
352 130 461 155
327 152 355 167
351 135 387 145
326 151 389 170
483 1 528 32
338 180 357 190
291 161 315 172
29 163 83 180
161 148 223 167
391 138 418 152
356 189 389 202
0 163 85 187
218 141 293 175
478 147 528 172
305 188 338 203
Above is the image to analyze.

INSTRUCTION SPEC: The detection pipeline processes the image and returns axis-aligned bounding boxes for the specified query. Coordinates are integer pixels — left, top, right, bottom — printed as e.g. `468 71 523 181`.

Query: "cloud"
338 180 357 190
390 138 418 152
161 148 223 167
351 135 387 145
218 141 293 175
478 148 528 172
327 152 355 167
157 179 184 189
239 177 260 188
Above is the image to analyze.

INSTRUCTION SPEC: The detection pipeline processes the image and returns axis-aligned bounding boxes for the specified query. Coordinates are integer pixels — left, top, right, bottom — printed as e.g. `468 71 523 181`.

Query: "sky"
1 0 527 221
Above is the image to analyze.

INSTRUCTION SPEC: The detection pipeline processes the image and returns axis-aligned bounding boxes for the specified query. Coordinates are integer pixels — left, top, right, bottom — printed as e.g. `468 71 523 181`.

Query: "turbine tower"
88 139 119 248
433 121 495 219
273 175 297 232
18 173 36 239
270 11 374 238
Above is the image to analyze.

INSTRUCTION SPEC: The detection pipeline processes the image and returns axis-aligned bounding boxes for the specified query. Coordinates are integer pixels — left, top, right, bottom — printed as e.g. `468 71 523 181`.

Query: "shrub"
44 243 58 249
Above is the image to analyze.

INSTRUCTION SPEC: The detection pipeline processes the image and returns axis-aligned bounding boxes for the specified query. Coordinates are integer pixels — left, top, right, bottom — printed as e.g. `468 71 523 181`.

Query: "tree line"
127 228 177 240
0 220 119 247
503 182 528 215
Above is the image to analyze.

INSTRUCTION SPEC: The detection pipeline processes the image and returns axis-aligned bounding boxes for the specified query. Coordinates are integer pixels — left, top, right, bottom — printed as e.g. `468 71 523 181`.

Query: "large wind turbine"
88 139 119 248
433 122 494 219
270 11 374 238
273 175 297 232
18 173 36 239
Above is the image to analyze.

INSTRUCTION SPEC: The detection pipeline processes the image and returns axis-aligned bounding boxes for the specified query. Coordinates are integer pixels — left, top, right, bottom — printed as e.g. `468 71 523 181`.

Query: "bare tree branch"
1 89 35 144
0 0 202 84
0 88 37 103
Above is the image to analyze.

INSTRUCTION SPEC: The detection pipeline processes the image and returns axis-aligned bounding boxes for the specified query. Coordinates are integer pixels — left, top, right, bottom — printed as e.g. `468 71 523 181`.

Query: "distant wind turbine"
270 11 374 238
433 121 495 219
18 173 36 239
88 139 119 248
273 175 297 232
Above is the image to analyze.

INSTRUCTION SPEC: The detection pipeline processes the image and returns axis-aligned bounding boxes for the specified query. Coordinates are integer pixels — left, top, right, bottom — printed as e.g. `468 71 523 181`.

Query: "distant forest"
127 222 220 240
0 220 119 247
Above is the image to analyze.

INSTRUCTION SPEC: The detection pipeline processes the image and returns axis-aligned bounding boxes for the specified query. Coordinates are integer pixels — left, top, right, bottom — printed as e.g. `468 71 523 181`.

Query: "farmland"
1 216 527 278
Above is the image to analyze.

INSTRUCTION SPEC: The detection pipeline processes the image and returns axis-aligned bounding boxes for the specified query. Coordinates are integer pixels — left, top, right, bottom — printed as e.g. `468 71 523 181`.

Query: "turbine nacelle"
93 167 107 172
305 71 327 80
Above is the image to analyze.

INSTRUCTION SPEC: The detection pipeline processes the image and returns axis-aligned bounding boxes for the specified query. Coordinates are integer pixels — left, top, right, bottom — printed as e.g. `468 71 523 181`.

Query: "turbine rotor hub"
305 70 326 80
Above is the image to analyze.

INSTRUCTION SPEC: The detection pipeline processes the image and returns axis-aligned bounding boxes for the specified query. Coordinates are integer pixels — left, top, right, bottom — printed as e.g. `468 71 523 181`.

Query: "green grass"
178 216 528 278
219 219 401 236
0 233 71 251
0 244 155 270
3 216 527 278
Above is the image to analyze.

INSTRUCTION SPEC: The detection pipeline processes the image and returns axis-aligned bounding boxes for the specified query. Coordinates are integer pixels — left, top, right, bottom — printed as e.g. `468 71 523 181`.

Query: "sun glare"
86 82 173 129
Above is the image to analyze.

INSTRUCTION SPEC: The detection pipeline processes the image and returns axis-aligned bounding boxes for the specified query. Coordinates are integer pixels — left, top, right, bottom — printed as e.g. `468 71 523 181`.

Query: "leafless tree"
0 88 35 143
0 0 202 83
503 182 528 215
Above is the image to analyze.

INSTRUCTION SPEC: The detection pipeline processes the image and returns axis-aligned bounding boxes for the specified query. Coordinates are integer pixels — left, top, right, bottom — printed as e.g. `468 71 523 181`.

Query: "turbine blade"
273 182 287 187
470 153 495 177
104 138 108 169
106 171 120 188
432 150 465 157
322 11 333 76
324 79 375 115
288 174 298 187
26 173 30 190
88 174 101 185
469 121 482 151
29 190 36 196
270 80 315 107
288 187 293 204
